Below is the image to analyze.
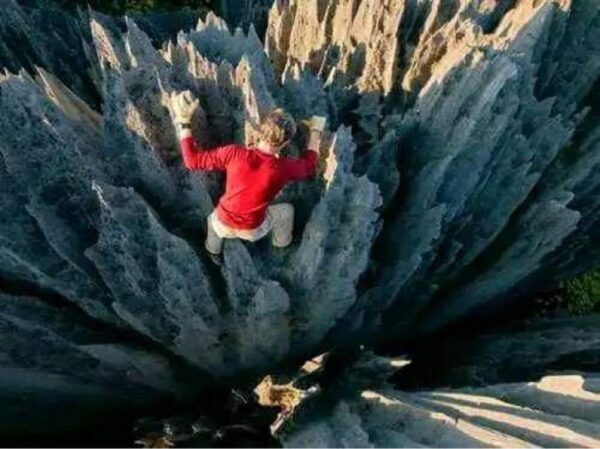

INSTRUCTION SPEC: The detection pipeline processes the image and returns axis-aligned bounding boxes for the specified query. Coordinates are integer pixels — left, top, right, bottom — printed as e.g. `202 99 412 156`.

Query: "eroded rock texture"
282 323 600 448
266 0 600 343
1 0 600 442
394 314 600 389
0 1 202 106
284 371 600 448
0 293 179 442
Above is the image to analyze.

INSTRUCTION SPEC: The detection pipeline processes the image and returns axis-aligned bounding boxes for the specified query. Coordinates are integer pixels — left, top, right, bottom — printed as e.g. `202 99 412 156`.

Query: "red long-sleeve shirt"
181 136 318 230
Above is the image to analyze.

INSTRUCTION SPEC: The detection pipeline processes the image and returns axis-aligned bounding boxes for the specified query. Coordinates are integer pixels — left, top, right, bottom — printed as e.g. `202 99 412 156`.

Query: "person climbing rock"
171 90 324 256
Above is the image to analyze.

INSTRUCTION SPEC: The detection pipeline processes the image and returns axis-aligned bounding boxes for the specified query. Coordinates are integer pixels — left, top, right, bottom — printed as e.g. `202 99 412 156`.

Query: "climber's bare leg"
268 203 294 248
205 213 224 255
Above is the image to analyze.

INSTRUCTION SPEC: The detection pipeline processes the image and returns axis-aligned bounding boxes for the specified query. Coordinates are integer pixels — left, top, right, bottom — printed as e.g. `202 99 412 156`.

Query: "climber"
171 91 325 256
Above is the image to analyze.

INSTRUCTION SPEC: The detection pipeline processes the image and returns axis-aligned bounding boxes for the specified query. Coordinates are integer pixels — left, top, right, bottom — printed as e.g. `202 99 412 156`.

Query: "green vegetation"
562 269 600 315
531 268 600 317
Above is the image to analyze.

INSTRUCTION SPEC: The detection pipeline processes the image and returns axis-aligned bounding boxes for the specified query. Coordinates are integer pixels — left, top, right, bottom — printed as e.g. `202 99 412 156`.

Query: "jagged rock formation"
132 320 600 448
266 0 600 343
0 0 202 106
1 0 600 442
0 0 101 105
394 314 600 390
282 341 600 448
284 373 600 448
1 2 381 375
0 293 179 442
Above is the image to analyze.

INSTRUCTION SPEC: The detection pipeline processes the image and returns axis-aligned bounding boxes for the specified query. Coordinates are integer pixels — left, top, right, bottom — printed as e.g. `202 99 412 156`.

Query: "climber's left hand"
171 90 200 125
308 115 327 133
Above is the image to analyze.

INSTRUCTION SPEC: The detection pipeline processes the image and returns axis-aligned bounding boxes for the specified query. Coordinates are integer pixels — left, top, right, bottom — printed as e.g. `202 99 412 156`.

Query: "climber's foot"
268 243 292 268
272 240 293 255
207 252 222 266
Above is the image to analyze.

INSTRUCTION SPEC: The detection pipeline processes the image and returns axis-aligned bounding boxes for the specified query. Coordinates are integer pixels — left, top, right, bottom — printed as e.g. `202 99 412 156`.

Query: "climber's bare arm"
307 116 326 155
307 129 322 156
178 125 193 140
282 116 326 181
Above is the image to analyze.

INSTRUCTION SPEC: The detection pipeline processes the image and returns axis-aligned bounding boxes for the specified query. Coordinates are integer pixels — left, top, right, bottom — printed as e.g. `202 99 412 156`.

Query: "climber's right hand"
308 115 327 133
171 90 200 126
307 115 326 154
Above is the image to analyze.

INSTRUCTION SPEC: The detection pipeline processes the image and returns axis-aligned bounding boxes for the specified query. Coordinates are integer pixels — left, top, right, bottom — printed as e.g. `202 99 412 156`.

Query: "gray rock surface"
396 314 600 389
282 346 600 448
1 0 600 442
0 0 100 105
0 1 203 108
266 0 600 343
0 293 178 441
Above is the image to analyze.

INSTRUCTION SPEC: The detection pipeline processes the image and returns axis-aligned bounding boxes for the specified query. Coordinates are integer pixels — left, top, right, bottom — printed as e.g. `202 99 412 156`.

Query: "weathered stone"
397 314 600 389
85 181 225 373
0 293 178 441
1 0 600 442
282 344 600 448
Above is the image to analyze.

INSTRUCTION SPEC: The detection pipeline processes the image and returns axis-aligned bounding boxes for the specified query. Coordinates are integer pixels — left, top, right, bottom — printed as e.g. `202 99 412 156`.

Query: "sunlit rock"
282 337 600 448
1 0 600 442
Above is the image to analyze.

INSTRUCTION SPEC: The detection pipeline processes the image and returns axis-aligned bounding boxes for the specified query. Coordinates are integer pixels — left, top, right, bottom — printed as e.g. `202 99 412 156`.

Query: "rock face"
284 372 600 448
1 0 600 442
282 326 600 448
0 1 202 107
266 0 600 344
394 314 600 390
0 293 179 443
0 0 101 105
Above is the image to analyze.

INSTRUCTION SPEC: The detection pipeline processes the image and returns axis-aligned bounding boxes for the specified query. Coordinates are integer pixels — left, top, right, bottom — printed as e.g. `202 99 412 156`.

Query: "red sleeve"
281 150 318 182
180 137 239 171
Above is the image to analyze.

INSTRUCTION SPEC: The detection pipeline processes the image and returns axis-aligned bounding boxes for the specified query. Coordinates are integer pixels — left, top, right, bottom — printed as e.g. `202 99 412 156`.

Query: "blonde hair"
259 109 297 148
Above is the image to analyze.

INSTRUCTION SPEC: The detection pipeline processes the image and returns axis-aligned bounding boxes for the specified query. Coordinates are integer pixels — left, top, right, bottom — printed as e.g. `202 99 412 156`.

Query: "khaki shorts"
205 203 294 255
